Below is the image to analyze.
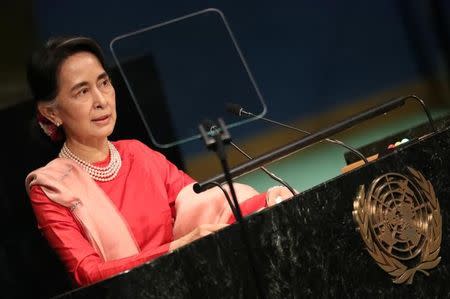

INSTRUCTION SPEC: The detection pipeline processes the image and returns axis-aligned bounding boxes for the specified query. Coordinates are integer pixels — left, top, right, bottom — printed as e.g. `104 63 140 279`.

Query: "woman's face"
52 51 116 145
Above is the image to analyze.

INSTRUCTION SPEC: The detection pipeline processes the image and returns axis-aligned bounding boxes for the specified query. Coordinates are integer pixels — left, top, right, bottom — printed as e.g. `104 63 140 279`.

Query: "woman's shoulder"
26 157 77 180
113 139 150 151
112 139 164 159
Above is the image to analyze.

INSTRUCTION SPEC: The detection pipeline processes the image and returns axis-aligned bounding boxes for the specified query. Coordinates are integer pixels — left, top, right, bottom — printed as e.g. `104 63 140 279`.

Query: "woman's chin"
90 126 115 140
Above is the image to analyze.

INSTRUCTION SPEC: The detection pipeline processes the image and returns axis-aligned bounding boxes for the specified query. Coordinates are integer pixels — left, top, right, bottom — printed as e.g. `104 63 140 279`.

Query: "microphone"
203 120 297 196
194 95 435 193
199 119 268 299
226 103 369 164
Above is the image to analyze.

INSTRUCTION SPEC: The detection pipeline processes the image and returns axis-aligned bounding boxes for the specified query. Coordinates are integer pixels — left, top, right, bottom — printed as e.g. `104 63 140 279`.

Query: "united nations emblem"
352 167 441 284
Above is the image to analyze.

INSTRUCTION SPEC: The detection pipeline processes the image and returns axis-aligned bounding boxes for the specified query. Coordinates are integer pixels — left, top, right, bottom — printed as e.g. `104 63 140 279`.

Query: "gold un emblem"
352 167 441 284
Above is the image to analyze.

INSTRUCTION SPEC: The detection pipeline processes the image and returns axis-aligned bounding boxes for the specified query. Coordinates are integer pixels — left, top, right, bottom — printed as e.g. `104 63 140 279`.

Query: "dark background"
0 1 449 298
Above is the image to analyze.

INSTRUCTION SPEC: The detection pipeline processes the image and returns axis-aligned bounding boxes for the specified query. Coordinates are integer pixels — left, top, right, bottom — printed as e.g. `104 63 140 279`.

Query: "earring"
55 121 61 127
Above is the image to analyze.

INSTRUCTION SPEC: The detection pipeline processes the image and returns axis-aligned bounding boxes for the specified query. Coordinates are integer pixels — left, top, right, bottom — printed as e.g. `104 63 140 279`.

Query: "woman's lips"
92 114 111 124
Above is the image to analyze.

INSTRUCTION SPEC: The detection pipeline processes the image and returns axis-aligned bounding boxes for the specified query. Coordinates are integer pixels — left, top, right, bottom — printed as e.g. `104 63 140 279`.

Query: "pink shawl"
25 158 140 261
172 182 259 239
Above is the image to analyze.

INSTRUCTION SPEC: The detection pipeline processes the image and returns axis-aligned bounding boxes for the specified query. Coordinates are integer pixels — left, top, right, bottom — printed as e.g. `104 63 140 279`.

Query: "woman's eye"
76 88 89 97
101 78 111 87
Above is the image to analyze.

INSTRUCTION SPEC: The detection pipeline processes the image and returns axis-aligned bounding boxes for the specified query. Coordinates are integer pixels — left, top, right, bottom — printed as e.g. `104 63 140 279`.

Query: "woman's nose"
93 88 107 108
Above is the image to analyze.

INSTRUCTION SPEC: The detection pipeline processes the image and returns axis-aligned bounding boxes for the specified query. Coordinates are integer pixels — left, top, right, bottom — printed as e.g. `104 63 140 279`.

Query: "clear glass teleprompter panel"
110 8 266 148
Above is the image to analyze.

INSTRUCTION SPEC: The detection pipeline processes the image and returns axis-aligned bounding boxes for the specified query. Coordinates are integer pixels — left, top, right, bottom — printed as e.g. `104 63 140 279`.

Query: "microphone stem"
212 135 266 299
230 141 297 196
244 112 369 164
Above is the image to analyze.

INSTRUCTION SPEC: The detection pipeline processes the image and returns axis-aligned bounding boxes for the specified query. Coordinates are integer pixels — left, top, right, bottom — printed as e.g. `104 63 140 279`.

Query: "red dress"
29 140 266 286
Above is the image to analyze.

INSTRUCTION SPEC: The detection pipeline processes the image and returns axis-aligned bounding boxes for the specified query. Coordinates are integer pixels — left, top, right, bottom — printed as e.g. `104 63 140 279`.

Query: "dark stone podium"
55 123 450 298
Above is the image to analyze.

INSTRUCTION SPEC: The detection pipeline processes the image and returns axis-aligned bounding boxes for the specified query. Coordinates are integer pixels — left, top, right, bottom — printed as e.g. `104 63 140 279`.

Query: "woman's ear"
37 102 61 126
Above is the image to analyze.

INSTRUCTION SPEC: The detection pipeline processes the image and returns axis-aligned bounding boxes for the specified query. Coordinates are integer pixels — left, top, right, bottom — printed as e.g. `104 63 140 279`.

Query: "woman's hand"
169 223 229 251
265 186 298 207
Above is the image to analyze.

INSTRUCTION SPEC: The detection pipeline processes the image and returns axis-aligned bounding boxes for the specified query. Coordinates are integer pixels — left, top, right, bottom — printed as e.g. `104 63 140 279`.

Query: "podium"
55 123 450 298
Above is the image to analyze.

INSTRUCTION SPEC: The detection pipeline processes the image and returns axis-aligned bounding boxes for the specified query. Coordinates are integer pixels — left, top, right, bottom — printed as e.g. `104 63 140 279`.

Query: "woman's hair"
26 36 108 143
26 36 107 103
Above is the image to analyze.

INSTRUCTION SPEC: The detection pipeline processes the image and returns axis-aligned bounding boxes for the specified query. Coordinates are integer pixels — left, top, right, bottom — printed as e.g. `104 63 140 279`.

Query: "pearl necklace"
59 141 122 181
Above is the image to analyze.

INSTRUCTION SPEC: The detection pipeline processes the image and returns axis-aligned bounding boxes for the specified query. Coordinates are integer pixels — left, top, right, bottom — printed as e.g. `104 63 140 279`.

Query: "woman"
25 36 293 287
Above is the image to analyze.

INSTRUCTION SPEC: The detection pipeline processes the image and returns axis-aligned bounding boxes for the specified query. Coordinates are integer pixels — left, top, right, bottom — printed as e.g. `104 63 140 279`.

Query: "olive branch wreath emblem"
352 167 441 284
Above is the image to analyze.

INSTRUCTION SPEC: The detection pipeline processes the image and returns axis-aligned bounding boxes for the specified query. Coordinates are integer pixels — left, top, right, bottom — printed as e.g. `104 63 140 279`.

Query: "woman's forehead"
58 52 105 85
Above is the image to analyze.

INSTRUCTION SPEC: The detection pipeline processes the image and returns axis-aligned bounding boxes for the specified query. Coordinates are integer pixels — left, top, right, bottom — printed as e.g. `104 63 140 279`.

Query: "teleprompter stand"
198 118 265 299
